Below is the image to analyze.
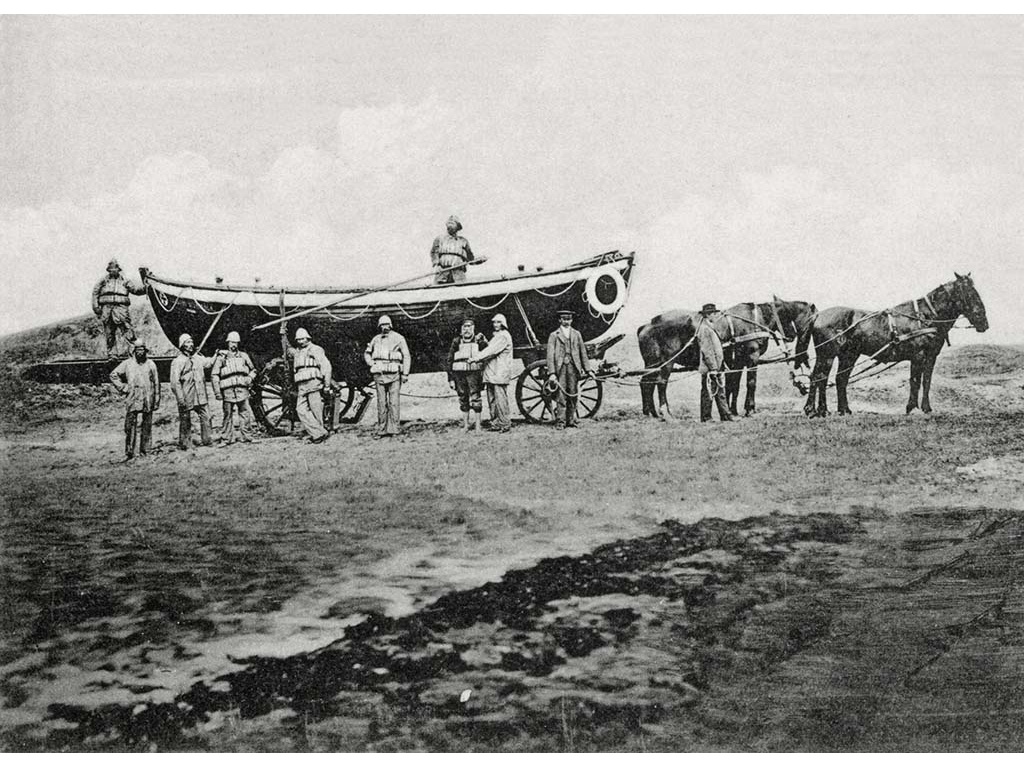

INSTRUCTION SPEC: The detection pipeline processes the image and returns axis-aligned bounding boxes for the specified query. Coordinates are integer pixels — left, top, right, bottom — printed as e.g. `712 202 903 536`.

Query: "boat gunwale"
143 252 633 298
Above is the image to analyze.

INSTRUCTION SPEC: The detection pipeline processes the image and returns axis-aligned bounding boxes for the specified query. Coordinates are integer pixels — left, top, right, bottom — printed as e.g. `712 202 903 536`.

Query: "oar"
250 259 485 331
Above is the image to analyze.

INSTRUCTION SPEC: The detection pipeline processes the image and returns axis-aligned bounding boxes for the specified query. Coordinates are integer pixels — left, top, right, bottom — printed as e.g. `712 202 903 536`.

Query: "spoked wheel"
515 360 605 424
251 357 301 436
515 360 555 424
575 373 603 420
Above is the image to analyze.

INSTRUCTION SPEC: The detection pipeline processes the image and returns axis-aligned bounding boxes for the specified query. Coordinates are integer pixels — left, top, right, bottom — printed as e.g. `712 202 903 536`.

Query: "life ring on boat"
584 265 626 315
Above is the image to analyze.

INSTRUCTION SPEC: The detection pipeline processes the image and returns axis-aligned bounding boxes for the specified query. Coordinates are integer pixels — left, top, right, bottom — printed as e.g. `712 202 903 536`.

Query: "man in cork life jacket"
170 333 216 450
92 259 146 358
291 327 333 444
211 331 256 445
364 315 411 438
447 317 487 432
430 216 485 284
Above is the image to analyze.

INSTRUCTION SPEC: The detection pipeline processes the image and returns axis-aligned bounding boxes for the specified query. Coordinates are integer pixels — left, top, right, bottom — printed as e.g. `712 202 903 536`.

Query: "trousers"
374 377 402 435
554 365 582 426
101 306 137 356
700 371 733 422
486 382 511 431
434 267 467 284
178 403 213 448
219 397 256 442
125 410 153 457
452 371 483 413
296 388 328 439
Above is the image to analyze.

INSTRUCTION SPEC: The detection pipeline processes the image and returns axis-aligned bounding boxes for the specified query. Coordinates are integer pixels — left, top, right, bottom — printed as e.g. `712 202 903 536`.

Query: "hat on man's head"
557 310 575 318
294 328 311 341
107 259 121 271
133 340 148 351
492 313 508 328
377 315 392 327
700 303 719 315
226 331 241 343
446 215 462 232
178 333 193 347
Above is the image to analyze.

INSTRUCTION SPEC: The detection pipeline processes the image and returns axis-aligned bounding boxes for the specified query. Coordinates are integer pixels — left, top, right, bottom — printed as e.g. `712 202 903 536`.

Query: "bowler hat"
700 303 718 315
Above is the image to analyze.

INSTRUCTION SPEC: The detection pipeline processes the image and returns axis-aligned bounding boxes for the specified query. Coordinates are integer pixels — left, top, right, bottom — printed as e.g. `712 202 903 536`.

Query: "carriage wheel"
516 361 555 424
251 357 301 436
576 373 603 420
514 360 604 424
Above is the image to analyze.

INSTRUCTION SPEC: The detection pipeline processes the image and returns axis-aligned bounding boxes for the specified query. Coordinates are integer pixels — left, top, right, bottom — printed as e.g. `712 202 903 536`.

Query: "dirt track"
2 343 1024 751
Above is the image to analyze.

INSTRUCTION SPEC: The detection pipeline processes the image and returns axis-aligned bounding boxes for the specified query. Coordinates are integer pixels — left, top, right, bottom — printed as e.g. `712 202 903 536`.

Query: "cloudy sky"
1 15 1022 341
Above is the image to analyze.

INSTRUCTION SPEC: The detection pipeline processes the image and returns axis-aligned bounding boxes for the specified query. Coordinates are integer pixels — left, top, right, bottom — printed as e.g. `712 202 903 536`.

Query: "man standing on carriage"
170 333 216 450
430 215 485 284
447 317 487 432
211 331 256 445
364 315 411 438
109 340 160 461
291 327 333 444
696 303 734 423
472 313 514 433
92 258 147 358
545 310 593 429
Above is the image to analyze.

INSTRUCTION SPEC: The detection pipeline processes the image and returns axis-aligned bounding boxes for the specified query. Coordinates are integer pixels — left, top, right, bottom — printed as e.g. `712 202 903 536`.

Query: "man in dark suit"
546 310 593 429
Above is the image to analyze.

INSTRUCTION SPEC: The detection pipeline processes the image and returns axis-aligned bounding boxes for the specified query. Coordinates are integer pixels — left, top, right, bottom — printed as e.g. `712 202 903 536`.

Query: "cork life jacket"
218 352 253 394
452 339 482 372
436 234 470 268
293 345 325 384
370 334 405 373
98 276 131 306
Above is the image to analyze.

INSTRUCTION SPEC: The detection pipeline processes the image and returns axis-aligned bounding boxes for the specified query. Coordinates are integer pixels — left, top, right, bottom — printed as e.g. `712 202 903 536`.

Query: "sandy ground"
2 342 1024 751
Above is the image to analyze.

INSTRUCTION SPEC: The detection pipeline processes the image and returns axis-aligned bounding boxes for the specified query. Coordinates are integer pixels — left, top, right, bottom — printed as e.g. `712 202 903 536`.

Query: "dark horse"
801 273 988 418
717 297 816 416
638 297 815 419
637 309 700 419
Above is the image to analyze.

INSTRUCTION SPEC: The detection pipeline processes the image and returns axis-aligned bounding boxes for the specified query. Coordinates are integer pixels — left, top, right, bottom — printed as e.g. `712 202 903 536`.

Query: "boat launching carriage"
141 251 636 433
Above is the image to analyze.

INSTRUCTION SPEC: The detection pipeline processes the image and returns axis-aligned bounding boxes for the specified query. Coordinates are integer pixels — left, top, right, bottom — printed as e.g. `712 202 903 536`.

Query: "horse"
801 273 988 418
716 297 817 416
637 309 700 419
637 297 816 420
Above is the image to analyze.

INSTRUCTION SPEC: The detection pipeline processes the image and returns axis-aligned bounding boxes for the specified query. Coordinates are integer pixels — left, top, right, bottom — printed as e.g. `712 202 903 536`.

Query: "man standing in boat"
364 315 411 438
291 327 333 444
92 258 147 357
430 215 485 284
